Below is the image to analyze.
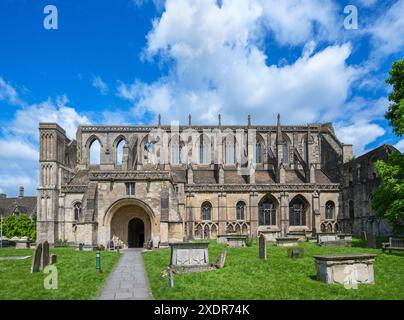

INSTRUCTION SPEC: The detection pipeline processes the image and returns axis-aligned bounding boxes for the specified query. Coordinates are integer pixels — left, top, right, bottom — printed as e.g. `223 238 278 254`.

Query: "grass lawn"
143 240 404 300
0 247 120 300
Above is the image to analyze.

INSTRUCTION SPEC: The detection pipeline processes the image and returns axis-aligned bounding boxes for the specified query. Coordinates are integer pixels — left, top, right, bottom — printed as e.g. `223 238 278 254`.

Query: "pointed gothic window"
201 202 212 221
289 196 307 226
89 139 101 165
74 202 82 221
259 197 276 225
325 201 335 220
236 201 246 220
116 139 125 165
255 140 262 164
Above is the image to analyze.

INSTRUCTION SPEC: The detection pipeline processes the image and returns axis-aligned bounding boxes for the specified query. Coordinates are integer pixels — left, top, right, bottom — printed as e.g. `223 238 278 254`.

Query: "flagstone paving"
97 248 153 300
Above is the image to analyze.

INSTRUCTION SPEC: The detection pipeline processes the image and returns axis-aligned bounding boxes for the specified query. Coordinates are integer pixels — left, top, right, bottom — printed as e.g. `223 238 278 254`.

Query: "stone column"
312 190 320 236
218 192 227 235
280 192 289 236
186 193 195 240
249 191 258 237
247 129 255 184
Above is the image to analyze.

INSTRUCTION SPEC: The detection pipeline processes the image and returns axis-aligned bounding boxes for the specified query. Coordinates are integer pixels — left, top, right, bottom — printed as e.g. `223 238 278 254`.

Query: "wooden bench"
382 237 404 253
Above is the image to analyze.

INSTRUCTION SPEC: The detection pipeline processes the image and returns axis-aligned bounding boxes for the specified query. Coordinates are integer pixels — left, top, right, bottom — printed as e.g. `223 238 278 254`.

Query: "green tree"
371 152 404 233
2 214 36 240
372 58 404 233
385 59 404 136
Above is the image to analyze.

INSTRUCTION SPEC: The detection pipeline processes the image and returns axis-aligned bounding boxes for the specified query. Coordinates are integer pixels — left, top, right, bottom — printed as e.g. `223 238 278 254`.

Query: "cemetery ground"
0 247 120 299
0 238 402 300
143 239 404 300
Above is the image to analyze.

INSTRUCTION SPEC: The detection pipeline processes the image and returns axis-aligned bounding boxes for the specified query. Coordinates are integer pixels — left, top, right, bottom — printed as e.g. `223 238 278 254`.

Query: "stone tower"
37 123 75 244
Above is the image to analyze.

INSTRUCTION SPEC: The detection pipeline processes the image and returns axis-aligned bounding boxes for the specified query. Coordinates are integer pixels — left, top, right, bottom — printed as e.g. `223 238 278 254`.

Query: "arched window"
236 201 246 220
89 139 101 165
255 140 262 164
116 139 125 165
259 197 276 225
282 144 289 165
74 202 82 221
225 136 235 164
201 202 212 221
325 201 335 220
199 136 209 164
289 196 307 226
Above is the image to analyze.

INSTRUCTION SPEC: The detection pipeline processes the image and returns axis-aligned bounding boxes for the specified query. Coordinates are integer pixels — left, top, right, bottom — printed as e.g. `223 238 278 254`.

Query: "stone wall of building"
341 144 398 236
36 116 394 247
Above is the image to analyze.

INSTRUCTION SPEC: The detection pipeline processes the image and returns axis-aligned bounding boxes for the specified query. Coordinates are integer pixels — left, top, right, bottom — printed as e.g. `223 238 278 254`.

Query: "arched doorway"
128 218 145 248
106 198 153 248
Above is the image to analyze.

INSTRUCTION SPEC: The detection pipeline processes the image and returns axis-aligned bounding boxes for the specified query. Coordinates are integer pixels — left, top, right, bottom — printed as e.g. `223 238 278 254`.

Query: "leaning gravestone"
31 242 43 273
361 231 367 242
259 234 267 260
41 240 50 269
214 251 227 269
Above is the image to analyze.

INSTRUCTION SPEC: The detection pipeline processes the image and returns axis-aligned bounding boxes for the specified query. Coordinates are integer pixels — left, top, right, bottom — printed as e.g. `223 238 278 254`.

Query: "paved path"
98 249 153 300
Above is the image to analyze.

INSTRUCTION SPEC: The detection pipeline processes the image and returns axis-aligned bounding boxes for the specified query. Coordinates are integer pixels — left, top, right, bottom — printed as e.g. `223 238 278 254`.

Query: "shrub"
1 214 36 240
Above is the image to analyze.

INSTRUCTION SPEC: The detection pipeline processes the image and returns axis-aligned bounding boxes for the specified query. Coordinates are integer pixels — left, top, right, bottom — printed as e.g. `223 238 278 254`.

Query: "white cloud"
0 173 38 197
0 77 20 105
0 139 38 161
259 0 339 46
335 121 385 155
12 96 90 140
0 80 90 196
394 139 404 152
368 0 404 56
92 76 109 95
120 0 360 127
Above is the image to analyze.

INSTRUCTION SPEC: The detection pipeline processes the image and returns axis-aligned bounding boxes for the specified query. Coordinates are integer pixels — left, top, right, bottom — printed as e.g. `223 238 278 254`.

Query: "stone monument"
259 234 267 260
41 240 50 269
313 253 376 285
31 242 43 273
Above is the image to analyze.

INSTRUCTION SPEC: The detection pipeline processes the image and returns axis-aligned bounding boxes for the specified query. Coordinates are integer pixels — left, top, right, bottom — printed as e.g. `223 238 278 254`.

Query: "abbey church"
36 115 397 248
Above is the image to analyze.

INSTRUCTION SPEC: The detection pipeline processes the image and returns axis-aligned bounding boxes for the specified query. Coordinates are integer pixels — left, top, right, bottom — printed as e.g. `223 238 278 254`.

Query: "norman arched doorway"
128 218 145 248
106 198 154 248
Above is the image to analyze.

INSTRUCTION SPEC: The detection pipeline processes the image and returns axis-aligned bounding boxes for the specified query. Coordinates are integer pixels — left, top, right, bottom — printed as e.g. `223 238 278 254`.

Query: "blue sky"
0 0 403 196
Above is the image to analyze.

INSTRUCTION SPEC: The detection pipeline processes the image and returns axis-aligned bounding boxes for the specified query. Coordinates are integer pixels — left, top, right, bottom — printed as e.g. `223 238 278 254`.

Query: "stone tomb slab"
169 242 214 273
313 253 377 285
276 237 300 247
217 235 247 247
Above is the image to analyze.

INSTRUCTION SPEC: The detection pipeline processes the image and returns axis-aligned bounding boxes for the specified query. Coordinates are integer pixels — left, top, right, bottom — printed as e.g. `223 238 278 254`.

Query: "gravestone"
259 234 267 260
42 240 49 269
31 242 43 273
214 251 227 269
50 254 57 265
366 233 377 249
361 231 368 242
287 246 304 259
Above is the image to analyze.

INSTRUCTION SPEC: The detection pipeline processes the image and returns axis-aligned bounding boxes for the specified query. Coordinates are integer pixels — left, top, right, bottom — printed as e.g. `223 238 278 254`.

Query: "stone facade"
340 144 399 236
35 116 396 248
